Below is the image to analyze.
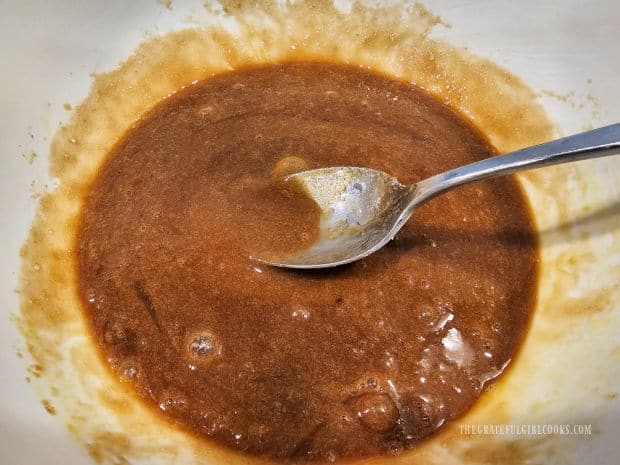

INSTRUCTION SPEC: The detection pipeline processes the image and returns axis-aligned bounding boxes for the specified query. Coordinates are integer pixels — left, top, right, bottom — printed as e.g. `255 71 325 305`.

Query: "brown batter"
76 62 538 462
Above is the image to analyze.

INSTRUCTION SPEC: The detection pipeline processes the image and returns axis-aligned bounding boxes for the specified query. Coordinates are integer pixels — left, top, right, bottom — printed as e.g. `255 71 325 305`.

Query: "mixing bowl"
1 1 618 464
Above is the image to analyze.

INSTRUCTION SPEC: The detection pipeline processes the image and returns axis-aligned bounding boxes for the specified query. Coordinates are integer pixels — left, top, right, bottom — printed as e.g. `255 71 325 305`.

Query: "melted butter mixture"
76 62 538 461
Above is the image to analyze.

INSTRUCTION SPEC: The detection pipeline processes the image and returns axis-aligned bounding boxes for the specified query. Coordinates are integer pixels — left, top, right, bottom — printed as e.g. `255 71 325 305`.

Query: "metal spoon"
258 123 620 269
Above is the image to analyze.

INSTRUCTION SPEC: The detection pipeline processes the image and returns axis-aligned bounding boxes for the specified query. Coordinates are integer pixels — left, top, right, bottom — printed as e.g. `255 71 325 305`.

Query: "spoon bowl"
264 167 411 268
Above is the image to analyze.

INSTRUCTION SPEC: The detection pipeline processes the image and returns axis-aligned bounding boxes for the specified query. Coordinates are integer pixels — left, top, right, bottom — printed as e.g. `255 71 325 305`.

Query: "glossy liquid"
76 62 538 461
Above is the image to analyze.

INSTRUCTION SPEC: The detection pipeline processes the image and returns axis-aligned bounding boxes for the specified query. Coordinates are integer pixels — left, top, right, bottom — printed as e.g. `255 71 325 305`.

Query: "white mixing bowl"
1 1 618 464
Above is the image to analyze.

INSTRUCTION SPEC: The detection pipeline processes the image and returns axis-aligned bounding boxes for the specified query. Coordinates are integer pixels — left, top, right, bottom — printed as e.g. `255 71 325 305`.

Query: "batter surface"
76 63 538 461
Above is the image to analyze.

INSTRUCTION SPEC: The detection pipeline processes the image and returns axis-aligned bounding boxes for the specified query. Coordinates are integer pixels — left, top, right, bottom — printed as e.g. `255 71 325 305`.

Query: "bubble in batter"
188 333 219 362
347 392 399 432
291 307 311 320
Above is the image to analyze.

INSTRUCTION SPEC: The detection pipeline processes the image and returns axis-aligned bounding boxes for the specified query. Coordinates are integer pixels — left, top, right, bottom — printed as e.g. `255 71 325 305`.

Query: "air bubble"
292 308 310 320
347 392 398 432
187 333 219 363
385 352 398 372
190 335 215 356
119 363 138 381
387 441 404 455
408 393 443 429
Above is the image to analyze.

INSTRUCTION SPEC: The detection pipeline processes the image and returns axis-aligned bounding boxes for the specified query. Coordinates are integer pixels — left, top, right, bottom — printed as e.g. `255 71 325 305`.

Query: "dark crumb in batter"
76 62 538 462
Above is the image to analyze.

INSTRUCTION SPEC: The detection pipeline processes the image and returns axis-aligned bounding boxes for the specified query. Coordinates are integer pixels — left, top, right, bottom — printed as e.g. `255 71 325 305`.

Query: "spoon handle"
413 123 620 203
